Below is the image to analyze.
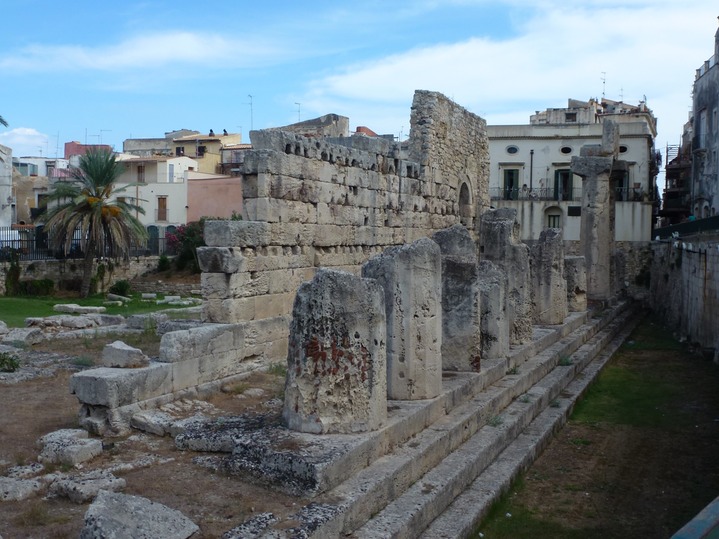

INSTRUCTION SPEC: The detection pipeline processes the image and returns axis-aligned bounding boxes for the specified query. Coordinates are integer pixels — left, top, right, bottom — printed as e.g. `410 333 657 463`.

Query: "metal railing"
489 186 582 201
654 215 719 240
0 226 173 261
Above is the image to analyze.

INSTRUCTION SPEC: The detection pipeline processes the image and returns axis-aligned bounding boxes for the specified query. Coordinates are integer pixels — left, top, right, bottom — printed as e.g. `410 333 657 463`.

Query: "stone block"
53 304 106 314
283 268 387 434
196 247 247 274
80 490 199 539
101 340 150 368
203 220 271 248
159 324 244 364
0 477 43 501
70 363 173 408
2 327 44 345
37 429 103 466
49 470 126 503
362 237 443 400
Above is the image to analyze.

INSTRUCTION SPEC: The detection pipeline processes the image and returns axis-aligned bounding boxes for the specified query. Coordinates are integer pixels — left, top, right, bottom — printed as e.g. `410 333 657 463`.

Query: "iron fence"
0 226 173 262
489 187 582 201
654 215 719 240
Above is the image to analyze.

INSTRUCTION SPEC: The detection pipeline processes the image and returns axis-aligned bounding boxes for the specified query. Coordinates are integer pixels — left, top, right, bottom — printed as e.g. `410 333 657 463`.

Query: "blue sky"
1 0 717 164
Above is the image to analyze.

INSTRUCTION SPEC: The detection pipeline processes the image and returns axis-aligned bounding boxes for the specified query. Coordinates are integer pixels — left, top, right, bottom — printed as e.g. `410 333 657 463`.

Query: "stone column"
283 268 387 434
564 256 588 312
531 228 568 324
362 238 442 400
477 260 509 360
432 225 481 372
571 121 619 302
479 208 532 344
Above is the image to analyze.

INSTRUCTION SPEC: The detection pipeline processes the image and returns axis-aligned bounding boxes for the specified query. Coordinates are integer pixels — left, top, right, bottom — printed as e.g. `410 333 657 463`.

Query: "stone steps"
247 300 638 538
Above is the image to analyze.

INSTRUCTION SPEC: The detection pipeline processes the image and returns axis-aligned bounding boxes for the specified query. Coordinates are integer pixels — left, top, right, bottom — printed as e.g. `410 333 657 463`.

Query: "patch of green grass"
571 363 682 428
72 356 95 368
621 319 684 351
13 501 71 527
558 356 573 366
569 438 592 446
0 294 197 328
506 366 519 375
518 394 531 403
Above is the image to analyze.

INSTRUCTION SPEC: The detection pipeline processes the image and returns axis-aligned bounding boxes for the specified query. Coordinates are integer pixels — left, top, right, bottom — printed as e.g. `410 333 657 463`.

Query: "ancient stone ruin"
42 89 661 537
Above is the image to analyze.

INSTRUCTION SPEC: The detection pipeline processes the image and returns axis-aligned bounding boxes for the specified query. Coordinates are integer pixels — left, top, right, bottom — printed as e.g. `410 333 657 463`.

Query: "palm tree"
41 149 147 297
0 115 7 127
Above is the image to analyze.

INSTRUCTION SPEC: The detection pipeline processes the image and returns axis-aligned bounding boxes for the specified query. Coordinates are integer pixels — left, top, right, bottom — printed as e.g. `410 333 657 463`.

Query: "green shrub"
109 280 131 296
0 351 20 372
17 279 54 296
158 254 171 272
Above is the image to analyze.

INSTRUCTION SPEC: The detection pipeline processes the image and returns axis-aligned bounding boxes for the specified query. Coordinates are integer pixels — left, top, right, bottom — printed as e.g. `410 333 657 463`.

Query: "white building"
487 98 658 243
0 144 12 227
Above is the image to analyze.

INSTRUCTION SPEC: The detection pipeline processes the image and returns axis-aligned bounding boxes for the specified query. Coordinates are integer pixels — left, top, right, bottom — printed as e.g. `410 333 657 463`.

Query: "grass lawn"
0 295 198 328
473 316 719 538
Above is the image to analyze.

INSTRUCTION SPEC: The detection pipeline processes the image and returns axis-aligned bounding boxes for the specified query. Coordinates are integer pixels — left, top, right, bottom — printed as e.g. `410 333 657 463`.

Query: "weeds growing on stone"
0 351 20 372
558 356 573 366
519 394 531 403
549 399 560 408
268 362 287 377
488 415 503 427
506 366 519 375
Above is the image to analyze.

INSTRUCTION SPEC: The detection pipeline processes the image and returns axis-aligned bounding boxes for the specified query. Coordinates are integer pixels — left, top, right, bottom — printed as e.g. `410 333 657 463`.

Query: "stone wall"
0 257 163 296
650 237 719 354
201 91 488 329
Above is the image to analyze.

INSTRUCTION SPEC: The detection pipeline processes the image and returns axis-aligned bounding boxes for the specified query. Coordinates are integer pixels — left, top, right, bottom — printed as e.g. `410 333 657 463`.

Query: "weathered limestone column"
477 260 509 360
362 238 442 400
479 208 532 344
571 121 618 301
432 225 481 371
564 256 588 312
283 269 387 434
531 228 568 324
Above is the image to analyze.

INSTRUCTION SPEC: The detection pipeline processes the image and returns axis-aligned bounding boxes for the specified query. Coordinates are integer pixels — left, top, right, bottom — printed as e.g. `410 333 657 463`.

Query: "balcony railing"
489 187 582 202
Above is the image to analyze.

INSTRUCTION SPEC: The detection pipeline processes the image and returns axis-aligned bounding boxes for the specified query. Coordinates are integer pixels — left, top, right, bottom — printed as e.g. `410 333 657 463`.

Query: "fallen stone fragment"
106 293 131 303
101 340 149 368
6 462 44 479
0 476 43 501
37 429 103 466
53 304 106 314
80 490 199 539
49 470 126 503
2 327 43 346
222 512 278 539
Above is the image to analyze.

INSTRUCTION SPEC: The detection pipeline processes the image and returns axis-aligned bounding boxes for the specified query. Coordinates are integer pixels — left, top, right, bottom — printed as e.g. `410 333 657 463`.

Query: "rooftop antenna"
247 95 254 132
100 129 111 145
601 72 606 98
295 102 301 122
619 87 624 101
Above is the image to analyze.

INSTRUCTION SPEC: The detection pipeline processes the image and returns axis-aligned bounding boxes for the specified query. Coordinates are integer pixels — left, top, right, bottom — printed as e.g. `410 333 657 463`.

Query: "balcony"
489 187 582 202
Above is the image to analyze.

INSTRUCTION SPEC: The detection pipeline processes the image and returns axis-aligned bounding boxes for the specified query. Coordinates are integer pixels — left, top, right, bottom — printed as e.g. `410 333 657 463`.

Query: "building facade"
691 25 719 219
488 98 658 243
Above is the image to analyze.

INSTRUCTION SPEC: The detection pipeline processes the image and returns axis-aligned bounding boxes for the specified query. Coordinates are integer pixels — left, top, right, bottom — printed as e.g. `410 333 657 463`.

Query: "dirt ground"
2 317 718 538
0 339 303 539
476 320 719 538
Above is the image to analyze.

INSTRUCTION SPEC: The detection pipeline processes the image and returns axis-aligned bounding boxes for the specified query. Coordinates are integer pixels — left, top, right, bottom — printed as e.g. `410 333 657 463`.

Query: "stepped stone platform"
161 299 642 538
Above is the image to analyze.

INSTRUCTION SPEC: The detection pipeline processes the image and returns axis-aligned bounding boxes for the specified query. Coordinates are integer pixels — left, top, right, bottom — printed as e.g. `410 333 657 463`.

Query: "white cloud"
0 31 287 73
301 1 718 149
0 128 51 158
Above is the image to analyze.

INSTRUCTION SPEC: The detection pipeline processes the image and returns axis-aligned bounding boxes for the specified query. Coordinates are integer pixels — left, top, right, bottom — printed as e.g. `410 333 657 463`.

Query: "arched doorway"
459 182 472 227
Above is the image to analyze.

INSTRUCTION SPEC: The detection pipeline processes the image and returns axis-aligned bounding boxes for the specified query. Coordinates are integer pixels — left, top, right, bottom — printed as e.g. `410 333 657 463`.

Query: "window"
619 145 628 154
137 165 145 183
554 169 573 201
560 146 572 154
547 214 561 228
565 112 577 123
175 146 184 157
197 145 207 157
503 169 520 200
156 196 168 221
506 145 519 154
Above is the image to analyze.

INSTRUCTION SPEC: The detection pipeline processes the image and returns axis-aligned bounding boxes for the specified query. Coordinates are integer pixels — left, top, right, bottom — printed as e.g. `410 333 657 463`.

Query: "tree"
0 115 7 127
41 149 147 297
